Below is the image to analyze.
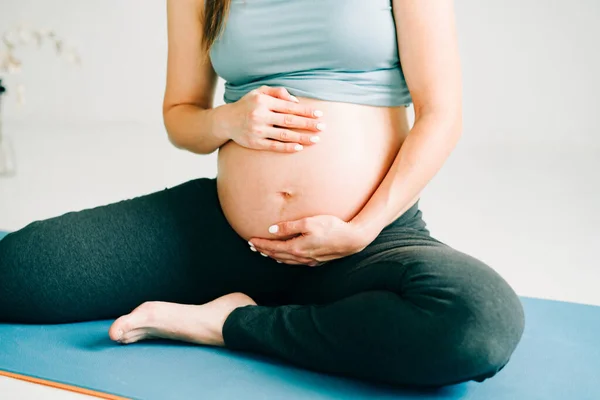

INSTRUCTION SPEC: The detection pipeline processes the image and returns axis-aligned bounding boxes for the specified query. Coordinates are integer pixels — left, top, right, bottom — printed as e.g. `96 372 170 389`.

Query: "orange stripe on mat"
0 370 129 399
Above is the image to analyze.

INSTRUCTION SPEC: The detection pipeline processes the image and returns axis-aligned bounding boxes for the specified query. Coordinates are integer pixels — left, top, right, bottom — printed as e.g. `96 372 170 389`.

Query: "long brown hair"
202 0 232 53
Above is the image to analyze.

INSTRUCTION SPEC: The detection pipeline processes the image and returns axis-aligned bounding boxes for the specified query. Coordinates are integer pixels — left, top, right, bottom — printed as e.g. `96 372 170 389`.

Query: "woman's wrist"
211 103 234 143
348 216 384 248
164 104 232 154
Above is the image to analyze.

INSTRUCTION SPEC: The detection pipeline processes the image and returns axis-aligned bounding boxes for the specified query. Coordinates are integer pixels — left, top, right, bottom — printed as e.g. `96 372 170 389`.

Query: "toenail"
116 329 124 340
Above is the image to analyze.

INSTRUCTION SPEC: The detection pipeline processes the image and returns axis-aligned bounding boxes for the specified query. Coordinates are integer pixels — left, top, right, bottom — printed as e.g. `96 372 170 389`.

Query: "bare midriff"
216 96 412 242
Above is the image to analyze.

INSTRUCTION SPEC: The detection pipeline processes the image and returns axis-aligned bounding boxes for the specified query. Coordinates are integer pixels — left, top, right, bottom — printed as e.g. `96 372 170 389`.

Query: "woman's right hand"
219 85 325 153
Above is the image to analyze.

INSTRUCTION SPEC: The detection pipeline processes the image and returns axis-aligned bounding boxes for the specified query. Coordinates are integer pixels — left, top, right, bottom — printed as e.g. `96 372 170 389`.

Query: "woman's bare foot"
108 292 256 346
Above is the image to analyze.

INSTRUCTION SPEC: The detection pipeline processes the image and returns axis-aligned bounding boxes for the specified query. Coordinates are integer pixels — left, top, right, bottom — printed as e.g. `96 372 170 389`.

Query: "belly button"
277 191 293 199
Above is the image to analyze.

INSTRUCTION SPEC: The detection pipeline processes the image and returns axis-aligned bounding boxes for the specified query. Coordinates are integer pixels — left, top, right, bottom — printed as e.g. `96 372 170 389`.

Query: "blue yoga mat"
1 230 599 399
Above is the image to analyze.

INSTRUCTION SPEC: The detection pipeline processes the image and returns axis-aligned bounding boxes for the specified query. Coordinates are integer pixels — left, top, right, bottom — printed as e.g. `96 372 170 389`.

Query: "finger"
269 252 315 266
253 239 317 263
270 112 326 132
277 259 307 265
248 245 275 259
255 138 306 153
270 97 323 119
265 127 320 146
268 219 310 237
256 85 299 103
250 238 295 253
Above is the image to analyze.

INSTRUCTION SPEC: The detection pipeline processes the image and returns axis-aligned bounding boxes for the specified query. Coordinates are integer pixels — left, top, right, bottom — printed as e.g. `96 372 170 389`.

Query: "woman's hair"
202 0 232 53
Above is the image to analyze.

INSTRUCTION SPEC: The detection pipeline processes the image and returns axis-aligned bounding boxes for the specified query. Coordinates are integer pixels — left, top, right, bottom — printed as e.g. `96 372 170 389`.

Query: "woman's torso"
211 0 414 241
217 98 411 241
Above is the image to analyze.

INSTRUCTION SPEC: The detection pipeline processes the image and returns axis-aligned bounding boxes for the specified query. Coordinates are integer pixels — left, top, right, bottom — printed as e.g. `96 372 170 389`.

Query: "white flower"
0 25 81 105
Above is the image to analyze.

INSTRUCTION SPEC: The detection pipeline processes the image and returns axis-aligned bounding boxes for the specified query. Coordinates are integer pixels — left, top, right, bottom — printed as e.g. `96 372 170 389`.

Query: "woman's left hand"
248 215 373 266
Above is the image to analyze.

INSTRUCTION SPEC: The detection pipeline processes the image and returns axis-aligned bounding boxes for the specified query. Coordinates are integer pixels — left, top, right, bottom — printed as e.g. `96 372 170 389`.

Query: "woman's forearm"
163 104 232 155
350 112 463 240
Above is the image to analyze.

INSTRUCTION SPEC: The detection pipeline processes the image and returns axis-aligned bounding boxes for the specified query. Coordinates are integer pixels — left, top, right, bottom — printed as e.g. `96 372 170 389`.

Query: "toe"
108 302 160 341
120 329 155 344
109 315 130 341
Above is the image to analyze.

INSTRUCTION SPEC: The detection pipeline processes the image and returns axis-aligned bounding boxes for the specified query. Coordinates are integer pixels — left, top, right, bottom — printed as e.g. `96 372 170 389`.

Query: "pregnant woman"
0 0 525 388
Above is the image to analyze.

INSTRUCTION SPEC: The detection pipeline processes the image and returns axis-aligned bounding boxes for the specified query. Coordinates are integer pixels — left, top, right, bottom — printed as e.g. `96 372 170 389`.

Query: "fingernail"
260 252 268 257
313 110 324 117
316 123 326 131
290 95 299 103
268 225 279 234
294 144 303 151
310 136 320 143
249 246 257 252
248 241 253 246
277 260 282 263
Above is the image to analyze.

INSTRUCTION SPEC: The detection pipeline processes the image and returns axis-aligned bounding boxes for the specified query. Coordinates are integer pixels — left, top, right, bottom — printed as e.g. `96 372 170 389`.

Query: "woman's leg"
221 203 525 388
0 178 301 324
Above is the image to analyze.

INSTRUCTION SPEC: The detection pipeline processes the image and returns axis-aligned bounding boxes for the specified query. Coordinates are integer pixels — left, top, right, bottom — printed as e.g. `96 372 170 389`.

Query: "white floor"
1 122 599 398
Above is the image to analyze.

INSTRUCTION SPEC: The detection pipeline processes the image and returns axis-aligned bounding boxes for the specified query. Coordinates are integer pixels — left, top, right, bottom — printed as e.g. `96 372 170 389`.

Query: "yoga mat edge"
0 369 130 400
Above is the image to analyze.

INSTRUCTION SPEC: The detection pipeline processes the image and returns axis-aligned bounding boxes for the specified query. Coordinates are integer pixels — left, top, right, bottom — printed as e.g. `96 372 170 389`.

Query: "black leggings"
0 178 525 388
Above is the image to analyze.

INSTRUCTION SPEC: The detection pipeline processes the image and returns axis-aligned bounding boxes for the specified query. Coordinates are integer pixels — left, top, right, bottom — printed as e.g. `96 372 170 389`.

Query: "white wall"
1 0 167 124
0 0 225 124
457 0 600 146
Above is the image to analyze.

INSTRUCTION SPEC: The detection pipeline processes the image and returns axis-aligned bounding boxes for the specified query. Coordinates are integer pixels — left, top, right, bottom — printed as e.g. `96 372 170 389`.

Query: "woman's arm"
350 0 464 239
243 0 464 265
162 0 229 155
162 0 325 155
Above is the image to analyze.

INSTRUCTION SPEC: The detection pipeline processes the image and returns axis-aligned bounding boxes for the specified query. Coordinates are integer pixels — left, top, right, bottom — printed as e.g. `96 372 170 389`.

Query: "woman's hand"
218 85 325 153
248 215 374 266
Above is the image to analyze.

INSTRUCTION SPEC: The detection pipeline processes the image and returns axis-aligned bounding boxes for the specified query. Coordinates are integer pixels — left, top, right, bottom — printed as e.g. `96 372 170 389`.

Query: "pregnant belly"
216 97 411 242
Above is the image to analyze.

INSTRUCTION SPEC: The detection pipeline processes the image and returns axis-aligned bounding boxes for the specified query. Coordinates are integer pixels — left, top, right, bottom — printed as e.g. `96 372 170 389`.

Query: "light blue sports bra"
209 0 412 107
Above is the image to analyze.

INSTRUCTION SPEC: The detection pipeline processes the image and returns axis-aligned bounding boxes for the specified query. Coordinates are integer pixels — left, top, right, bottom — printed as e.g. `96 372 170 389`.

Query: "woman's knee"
0 226 35 275
0 221 86 323
386 245 525 385
383 293 523 387
435 250 525 384
0 220 60 276
0 228 36 321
